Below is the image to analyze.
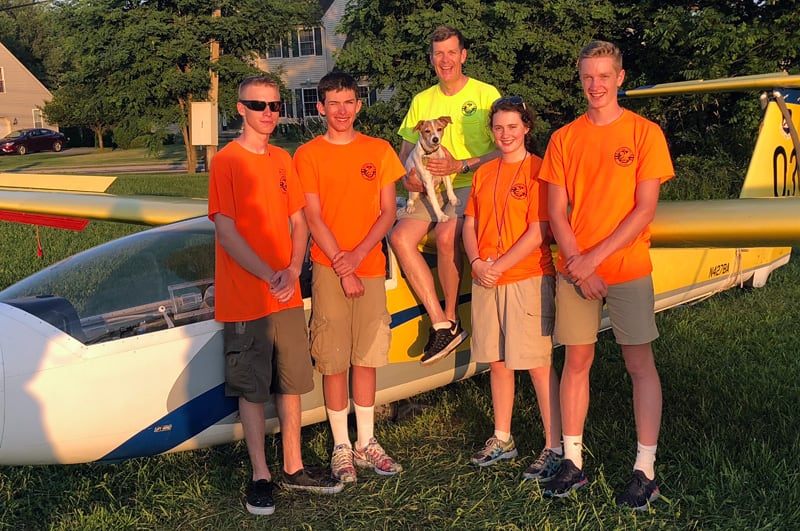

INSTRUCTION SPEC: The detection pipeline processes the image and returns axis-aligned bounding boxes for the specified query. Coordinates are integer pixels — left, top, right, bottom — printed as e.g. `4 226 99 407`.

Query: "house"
0 42 57 137
257 0 378 124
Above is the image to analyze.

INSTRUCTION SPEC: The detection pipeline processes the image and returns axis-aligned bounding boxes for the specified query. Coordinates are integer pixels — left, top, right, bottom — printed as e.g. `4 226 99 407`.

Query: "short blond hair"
238 74 279 99
577 41 622 71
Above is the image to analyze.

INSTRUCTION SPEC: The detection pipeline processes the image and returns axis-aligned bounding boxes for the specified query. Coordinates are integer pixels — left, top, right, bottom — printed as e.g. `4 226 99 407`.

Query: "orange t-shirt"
465 154 555 284
208 141 305 321
294 133 404 278
539 110 674 284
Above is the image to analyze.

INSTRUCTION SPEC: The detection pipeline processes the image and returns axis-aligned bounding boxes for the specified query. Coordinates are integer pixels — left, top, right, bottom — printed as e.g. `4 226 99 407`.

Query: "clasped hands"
565 253 607 300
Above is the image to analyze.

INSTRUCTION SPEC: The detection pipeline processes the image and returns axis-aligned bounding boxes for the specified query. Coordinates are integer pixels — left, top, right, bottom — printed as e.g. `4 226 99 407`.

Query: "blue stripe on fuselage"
99 293 472 462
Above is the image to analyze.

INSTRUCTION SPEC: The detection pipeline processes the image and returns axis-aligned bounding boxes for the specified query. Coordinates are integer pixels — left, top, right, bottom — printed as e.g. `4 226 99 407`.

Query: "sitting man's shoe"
282 467 344 494
522 447 562 482
616 470 660 510
470 435 518 467
353 437 403 475
543 459 588 498
420 319 468 365
245 479 275 515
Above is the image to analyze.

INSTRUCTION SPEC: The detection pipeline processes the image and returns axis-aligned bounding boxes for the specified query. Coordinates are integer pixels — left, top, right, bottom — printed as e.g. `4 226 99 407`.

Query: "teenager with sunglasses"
462 96 563 482
208 75 342 516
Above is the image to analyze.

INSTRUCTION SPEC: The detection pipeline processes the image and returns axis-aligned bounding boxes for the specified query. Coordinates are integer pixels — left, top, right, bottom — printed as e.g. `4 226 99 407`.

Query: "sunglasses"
239 100 282 112
492 96 526 110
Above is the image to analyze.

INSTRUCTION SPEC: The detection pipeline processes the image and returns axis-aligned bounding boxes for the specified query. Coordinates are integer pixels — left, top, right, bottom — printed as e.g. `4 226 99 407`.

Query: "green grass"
0 174 799 529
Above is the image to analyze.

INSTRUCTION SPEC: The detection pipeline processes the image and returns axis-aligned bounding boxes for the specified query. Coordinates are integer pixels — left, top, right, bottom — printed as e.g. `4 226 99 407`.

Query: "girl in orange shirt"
462 97 563 482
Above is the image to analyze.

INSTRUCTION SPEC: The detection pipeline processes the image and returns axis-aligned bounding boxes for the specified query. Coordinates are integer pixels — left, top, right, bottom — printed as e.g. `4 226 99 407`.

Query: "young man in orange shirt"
208 75 342 516
538 41 674 509
295 72 405 482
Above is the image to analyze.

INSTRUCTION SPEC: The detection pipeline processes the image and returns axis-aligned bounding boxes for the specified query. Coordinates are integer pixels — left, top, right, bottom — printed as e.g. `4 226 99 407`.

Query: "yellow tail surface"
741 87 800 198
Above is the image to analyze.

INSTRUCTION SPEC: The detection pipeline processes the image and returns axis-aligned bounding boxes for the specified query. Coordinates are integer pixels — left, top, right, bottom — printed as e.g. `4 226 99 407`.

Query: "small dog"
404 116 458 222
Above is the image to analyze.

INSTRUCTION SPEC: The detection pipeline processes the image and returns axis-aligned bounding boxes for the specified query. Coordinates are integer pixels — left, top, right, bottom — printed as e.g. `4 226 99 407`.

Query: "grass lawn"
0 174 798 529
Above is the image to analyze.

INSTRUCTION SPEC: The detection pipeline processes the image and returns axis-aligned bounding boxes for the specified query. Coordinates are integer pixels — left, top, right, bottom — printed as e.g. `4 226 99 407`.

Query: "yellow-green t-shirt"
398 77 500 189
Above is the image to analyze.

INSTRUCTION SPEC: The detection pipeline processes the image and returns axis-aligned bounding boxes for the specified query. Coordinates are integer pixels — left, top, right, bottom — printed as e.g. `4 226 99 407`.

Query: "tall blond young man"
208 75 342 516
295 72 405 482
538 41 674 510
391 25 500 365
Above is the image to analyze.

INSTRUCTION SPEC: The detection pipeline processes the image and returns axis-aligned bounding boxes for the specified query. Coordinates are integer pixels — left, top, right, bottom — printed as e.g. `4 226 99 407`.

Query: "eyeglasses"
491 96 526 110
239 100 282 112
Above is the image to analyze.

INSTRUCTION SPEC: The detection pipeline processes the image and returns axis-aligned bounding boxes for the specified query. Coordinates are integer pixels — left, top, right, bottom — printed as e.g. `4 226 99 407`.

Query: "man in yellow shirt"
391 25 500 365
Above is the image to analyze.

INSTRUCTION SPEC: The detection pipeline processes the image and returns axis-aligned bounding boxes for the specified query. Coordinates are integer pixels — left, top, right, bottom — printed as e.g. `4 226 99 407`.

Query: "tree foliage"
41 0 320 169
337 0 799 178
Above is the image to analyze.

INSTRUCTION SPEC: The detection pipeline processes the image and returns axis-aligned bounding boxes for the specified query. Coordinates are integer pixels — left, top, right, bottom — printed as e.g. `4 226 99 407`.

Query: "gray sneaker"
522 448 562 482
282 467 344 494
470 435 518 467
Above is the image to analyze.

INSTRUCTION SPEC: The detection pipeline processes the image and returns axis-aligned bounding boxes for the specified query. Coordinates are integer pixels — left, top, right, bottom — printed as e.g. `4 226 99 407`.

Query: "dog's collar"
421 144 441 156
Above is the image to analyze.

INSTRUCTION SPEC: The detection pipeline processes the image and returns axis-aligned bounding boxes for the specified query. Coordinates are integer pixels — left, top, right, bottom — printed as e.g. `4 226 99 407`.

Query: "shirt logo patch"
461 101 477 117
614 147 635 167
361 163 377 181
279 170 288 193
511 183 527 200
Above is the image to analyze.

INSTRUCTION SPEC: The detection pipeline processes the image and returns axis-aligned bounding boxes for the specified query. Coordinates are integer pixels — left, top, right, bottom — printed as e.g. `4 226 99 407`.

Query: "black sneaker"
543 459 588 498
420 320 468 365
282 467 344 494
616 470 660 510
245 479 275 515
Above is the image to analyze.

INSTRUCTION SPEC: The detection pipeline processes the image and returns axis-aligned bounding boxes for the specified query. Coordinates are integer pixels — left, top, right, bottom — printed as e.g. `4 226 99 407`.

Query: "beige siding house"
257 0 378 123
0 42 57 137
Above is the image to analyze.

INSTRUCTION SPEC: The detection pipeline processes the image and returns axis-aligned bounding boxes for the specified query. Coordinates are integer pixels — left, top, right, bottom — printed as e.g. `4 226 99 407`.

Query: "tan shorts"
309 264 392 374
223 307 314 402
554 274 659 346
470 275 555 370
396 185 471 222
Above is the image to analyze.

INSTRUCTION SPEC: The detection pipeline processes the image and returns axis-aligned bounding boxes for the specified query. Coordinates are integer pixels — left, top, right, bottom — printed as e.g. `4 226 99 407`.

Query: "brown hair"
429 25 465 53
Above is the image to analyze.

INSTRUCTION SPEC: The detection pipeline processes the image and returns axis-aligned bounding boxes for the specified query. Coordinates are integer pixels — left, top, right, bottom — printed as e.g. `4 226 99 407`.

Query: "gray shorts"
223 307 314 402
396 186 471 222
554 274 659 346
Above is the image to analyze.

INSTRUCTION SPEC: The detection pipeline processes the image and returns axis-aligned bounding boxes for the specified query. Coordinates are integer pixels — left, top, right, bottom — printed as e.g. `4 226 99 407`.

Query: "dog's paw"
405 200 416 214
448 194 460 207
436 213 450 223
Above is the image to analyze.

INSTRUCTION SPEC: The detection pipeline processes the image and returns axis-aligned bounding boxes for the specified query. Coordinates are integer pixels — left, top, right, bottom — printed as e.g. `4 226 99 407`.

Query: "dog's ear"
438 116 452 126
413 120 426 132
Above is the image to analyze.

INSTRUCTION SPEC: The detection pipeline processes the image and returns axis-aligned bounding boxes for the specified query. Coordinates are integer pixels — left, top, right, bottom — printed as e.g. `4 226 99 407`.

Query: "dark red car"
0 128 67 155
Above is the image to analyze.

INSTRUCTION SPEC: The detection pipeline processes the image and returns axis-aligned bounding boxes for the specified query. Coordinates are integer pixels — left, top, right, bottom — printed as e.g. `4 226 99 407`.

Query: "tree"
336 0 799 173
44 0 320 170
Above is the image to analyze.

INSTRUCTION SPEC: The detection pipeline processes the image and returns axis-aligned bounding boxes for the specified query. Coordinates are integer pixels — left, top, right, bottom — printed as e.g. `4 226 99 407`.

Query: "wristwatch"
461 159 470 174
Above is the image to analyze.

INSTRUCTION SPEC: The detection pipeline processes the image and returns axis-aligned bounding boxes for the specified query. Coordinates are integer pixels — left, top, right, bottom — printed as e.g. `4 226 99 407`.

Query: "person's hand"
566 252 599 283
340 274 365 298
402 167 424 193
269 269 297 303
424 145 460 177
472 259 501 288
332 249 364 278
577 273 608 300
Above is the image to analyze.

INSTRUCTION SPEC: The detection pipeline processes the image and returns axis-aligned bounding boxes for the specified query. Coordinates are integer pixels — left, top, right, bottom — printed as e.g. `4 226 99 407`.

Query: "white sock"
563 434 583 469
432 321 451 331
494 430 511 443
354 403 375 449
326 407 350 447
633 442 657 480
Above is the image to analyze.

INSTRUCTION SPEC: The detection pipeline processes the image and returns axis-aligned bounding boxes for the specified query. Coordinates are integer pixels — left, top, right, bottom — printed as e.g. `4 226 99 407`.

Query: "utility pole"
207 7 221 171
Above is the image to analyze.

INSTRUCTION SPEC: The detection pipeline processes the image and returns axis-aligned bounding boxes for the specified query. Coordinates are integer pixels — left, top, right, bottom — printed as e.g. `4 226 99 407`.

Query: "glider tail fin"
740 87 800 198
